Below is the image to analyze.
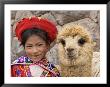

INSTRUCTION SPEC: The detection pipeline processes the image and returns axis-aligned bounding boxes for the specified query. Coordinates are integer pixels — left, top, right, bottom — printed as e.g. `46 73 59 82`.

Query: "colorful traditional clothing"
11 56 60 77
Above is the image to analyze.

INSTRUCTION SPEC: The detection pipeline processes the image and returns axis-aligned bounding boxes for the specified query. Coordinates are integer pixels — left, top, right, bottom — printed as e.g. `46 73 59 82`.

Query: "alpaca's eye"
78 38 86 45
60 39 65 46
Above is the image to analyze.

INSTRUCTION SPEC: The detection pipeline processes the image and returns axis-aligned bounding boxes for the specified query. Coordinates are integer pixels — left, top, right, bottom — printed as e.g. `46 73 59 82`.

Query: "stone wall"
11 10 100 65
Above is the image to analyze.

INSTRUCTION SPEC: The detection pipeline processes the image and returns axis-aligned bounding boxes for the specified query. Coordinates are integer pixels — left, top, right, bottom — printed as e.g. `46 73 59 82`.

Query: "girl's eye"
26 46 32 48
38 44 43 46
78 38 86 45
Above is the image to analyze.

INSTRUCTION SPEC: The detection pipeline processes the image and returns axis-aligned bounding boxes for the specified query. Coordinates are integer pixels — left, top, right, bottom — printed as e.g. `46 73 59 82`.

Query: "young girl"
11 17 60 77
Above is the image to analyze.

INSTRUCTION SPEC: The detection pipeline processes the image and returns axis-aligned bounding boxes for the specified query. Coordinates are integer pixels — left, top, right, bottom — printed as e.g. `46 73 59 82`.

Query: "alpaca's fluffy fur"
57 24 94 77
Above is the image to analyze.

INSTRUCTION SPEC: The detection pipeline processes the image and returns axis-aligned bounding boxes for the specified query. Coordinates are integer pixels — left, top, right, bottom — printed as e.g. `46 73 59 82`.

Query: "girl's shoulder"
12 56 33 65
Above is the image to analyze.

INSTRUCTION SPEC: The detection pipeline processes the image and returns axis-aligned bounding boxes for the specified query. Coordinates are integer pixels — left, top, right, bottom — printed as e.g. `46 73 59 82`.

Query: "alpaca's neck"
60 63 92 77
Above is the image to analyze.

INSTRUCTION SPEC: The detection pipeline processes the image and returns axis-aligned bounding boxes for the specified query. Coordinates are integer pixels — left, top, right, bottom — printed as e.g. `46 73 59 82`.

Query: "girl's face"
24 35 49 62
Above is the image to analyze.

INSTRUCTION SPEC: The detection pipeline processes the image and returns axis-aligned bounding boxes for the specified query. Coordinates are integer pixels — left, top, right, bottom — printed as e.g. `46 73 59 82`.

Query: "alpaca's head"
57 25 95 66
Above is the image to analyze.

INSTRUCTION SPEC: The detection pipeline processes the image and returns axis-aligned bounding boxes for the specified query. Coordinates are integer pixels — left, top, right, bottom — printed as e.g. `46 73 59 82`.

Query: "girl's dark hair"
21 28 50 47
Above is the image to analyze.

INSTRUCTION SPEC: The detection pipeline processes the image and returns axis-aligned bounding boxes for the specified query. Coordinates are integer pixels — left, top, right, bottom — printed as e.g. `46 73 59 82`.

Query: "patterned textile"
11 56 60 77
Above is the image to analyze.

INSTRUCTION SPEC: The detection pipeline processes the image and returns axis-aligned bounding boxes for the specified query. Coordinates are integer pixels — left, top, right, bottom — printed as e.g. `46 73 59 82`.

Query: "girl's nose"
32 47 38 53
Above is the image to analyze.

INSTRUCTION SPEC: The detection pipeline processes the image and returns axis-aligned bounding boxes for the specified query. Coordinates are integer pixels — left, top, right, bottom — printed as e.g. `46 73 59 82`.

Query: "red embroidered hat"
15 17 57 43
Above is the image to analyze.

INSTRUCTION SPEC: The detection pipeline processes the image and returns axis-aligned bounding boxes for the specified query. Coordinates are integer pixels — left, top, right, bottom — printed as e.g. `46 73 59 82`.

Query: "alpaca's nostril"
67 48 74 52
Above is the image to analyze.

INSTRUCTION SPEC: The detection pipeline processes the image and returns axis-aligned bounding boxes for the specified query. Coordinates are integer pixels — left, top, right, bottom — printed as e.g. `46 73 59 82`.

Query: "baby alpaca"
57 24 95 77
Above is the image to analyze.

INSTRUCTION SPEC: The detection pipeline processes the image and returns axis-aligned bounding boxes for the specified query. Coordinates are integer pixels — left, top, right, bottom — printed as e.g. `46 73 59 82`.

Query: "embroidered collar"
12 56 48 65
